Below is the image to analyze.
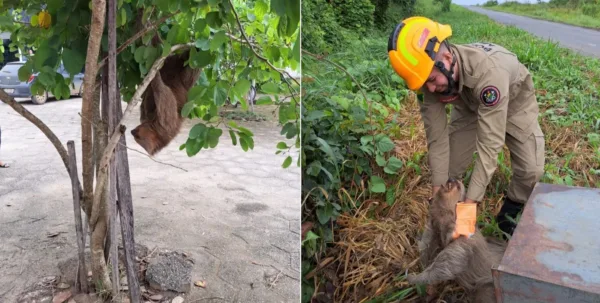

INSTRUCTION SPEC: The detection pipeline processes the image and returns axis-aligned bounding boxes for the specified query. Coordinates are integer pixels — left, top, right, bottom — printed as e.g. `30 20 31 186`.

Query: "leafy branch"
90 43 193 228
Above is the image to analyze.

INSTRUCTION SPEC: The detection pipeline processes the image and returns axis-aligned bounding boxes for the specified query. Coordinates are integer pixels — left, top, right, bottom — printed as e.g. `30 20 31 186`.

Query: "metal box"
492 183 600 303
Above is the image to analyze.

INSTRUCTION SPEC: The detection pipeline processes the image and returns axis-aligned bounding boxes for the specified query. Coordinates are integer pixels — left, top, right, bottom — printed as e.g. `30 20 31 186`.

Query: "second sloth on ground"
407 178 507 303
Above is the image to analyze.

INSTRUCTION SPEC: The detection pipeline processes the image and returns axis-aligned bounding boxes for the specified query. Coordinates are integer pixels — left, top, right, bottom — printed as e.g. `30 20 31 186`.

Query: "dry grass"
310 92 599 303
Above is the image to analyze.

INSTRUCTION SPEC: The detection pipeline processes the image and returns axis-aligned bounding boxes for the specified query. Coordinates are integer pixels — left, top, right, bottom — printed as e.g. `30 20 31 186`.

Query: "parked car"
0 61 84 105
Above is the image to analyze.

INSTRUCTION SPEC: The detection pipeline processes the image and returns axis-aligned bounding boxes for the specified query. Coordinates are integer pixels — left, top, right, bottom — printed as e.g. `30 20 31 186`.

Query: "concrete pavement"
0 97 301 302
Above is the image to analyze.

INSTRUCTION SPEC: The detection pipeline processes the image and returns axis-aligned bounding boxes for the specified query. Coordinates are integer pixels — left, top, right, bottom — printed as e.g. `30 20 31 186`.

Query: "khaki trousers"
448 112 545 204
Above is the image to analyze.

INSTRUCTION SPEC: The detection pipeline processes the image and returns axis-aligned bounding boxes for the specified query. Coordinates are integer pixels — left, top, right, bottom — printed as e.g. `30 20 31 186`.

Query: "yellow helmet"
387 17 452 91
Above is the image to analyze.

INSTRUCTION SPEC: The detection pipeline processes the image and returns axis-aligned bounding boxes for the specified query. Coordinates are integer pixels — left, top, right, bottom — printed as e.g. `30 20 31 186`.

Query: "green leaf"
206 12 223 28
0 16 13 26
304 110 326 122
62 48 85 76
256 96 272 105
376 136 395 153
207 127 223 148
186 138 203 156
229 130 237 146
210 30 228 51
155 0 170 12
30 15 38 26
181 102 196 117
191 49 215 68
18 62 33 82
239 137 249 151
194 19 207 33
270 0 286 16
255 0 268 17
261 82 280 94
233 79 251 96
384 157 403 174
189 123 208 139
386 188 396 205
291 32 300 62
282 156 293 168
195 38 210 51
134 46 146 63
213 85 228 106
162 42 172 57
369 176 386 193
316 203 333 224
277 142 288 149
375 154 387 167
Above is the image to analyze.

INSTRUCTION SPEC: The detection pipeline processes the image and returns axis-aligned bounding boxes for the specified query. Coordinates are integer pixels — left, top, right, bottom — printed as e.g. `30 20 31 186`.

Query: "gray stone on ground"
146 251 194 293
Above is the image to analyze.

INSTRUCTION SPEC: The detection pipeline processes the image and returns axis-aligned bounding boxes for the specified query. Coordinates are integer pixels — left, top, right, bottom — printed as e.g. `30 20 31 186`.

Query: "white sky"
454 0 548 5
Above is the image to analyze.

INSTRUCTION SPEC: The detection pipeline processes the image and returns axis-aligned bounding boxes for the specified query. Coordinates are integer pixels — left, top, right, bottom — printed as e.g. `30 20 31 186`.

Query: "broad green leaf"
30 15 38 26
206 12 222 28
0 16 13 26
213 85 228 106
195 38 210 51
18 62 33 82
162 42 172 57
256 96 272 105
254 0 268 17
194 19 207 33
209 30 228 51
62 48 85 76
181 102 196 117
277 142 288 149
376 136 395 153
207 127 223 148
270 0 286 16
189 123 208 139
134 46 146 63
304 110 326 122
316 203 333 225
375 154 387 167
282 156 292 168
186 138 203 156
291 32 300 62
233 79 251 96
188 86 205 102
155 0 170 13
261 82 279 94
191 49 215 68
369 176 386 193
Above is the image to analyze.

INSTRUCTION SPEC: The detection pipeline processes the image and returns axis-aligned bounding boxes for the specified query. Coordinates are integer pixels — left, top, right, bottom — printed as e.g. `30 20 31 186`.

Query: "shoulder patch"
480 86 500 107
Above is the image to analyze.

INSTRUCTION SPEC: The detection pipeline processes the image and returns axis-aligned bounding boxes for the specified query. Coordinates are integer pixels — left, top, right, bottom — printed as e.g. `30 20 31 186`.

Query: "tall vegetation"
301 0 600 301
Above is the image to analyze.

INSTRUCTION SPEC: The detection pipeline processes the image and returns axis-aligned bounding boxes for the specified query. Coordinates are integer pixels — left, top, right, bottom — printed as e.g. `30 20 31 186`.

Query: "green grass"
482 1 600 29
301 0 600 302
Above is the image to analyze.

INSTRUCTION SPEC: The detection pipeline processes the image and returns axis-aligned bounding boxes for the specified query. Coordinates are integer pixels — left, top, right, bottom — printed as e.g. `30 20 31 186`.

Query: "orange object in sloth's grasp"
452 202 477 239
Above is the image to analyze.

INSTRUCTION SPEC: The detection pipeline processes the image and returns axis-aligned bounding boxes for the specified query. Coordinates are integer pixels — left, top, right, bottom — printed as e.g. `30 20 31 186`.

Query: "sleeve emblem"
480 85 500 107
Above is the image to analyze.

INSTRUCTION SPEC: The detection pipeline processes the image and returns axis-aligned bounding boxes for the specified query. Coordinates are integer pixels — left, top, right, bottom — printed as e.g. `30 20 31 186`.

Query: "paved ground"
465 6 600 58
0 97 301 302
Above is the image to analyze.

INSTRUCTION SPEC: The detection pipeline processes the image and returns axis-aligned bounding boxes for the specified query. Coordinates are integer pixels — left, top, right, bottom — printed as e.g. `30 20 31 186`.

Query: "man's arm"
419 91 450 192
466 67 511 202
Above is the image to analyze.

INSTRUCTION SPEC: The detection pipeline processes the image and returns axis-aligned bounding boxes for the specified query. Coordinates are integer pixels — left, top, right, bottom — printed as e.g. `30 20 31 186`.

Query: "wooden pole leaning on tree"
67 141 89 293
107 0 140 300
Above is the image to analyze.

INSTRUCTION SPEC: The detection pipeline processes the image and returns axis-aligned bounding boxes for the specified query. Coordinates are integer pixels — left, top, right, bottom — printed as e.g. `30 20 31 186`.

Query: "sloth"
130 13 201 155
408 178 507 303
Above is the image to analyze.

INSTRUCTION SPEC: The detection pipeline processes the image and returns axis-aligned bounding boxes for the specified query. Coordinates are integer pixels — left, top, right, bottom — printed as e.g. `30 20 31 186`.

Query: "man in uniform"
387 16 545 238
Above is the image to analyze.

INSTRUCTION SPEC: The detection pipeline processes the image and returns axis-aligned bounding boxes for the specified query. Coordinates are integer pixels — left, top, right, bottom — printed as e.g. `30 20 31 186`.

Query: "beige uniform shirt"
419 43 540 201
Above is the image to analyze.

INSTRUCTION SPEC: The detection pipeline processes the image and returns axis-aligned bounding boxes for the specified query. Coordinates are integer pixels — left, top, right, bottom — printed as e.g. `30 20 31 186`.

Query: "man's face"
421 50 455 97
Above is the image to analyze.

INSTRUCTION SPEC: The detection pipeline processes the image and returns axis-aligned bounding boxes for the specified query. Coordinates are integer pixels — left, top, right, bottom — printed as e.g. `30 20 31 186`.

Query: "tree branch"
89 43 193 228
227 0 300 90
97 10 180 69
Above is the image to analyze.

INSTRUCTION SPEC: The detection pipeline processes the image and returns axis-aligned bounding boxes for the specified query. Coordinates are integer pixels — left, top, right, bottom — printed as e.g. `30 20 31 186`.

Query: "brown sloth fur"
130 12 201 155
407 178 507 303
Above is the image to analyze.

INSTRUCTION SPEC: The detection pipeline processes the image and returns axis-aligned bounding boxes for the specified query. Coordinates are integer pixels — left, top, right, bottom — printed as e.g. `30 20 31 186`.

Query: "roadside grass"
482 1 600 29
301 0 600 302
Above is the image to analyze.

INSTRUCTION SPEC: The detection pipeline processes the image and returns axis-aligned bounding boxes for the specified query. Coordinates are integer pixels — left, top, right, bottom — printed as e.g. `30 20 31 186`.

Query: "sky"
453 0 549 5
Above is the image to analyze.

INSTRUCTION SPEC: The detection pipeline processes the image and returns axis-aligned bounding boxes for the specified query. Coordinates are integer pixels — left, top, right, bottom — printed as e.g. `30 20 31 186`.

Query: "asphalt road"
465 6 600 58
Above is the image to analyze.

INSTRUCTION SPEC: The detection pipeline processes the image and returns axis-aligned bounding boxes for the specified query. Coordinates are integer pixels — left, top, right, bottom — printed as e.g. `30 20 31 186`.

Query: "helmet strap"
434 42 457 96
